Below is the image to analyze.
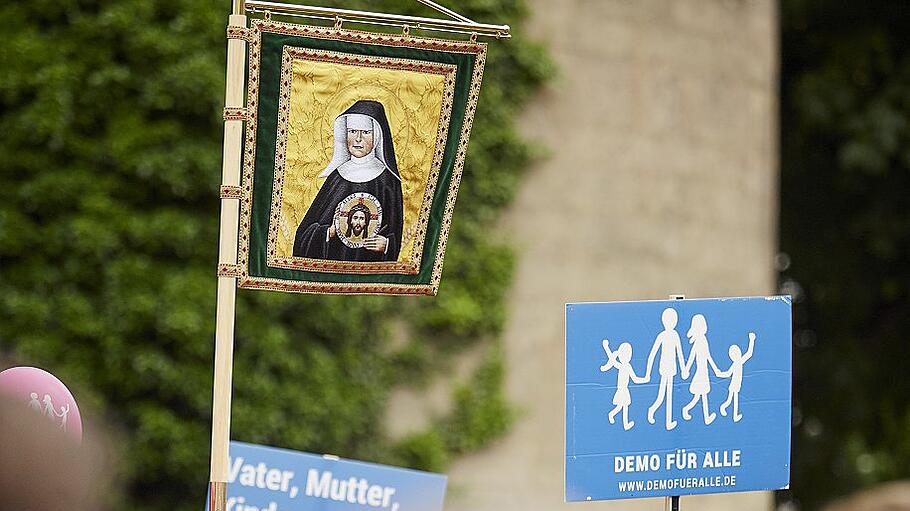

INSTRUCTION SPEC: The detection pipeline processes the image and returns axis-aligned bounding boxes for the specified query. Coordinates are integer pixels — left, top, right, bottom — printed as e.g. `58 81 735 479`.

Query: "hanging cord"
244 1 510 38
414 0 476 24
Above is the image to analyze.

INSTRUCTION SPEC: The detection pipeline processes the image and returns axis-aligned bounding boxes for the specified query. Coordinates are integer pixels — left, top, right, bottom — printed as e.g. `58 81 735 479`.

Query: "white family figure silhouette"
56 403 71 432
644 308 686 431
598 307 758 431
718 332 756 422
681 314 722 425
43 394 56 418
28 392 41 412
27 392 70 432
600 340 648 430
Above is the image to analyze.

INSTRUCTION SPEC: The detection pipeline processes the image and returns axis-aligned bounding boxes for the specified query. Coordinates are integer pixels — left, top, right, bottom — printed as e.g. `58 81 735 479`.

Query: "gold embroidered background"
276 58 447 263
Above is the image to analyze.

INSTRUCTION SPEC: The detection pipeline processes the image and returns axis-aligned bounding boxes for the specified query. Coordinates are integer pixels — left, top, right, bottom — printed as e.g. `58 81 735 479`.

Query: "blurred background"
1 0 908 510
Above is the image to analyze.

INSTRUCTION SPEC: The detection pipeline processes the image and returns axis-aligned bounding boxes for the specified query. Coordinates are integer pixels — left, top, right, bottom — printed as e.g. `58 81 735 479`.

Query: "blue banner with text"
206 441 447 511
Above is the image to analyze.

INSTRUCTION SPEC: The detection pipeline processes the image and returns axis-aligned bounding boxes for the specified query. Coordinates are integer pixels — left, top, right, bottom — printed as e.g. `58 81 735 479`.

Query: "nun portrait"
293 100 404 262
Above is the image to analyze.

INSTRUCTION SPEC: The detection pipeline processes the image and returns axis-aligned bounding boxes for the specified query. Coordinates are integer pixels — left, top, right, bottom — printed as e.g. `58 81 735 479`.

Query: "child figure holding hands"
718 332 757 422
601 339 649 430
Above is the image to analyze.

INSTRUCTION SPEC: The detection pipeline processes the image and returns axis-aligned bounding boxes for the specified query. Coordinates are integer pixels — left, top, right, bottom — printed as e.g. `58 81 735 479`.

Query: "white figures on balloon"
43 394 56 419
28 392 41 412
29 393 70 432
56 403 70 432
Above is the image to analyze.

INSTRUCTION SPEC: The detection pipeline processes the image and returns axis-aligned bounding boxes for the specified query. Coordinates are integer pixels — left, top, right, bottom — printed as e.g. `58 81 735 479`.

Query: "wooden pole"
209 7 247 511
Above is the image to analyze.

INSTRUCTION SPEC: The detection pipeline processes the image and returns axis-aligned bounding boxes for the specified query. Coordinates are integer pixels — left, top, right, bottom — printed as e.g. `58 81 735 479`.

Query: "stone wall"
444 0 779 509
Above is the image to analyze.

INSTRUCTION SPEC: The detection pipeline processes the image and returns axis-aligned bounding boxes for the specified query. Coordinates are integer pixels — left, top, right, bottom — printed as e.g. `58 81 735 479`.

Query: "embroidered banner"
237 20 487 295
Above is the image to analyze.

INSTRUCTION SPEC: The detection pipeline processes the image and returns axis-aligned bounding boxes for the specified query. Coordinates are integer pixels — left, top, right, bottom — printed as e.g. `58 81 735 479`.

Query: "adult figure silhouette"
28 392 41 413
42 394 55 420
644 308 687 430
681 314 723 425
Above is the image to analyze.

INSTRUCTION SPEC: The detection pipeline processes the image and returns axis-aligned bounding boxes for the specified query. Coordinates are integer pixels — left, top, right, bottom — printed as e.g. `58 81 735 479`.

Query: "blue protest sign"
565 296 791 502
206 441 447 511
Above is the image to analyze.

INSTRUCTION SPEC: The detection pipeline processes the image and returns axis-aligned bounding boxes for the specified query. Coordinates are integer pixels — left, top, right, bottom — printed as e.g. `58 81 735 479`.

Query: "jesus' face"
350 210 367 237
347 129 375 158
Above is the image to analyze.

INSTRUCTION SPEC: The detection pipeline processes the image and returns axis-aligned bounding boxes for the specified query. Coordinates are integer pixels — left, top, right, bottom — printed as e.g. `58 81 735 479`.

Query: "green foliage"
441 348 514 454
0 1 550 509
392 348 514 473
781 1 910 509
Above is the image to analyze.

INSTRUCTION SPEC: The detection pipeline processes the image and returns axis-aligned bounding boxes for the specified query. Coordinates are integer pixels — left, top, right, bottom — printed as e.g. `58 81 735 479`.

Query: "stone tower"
445 0 779 510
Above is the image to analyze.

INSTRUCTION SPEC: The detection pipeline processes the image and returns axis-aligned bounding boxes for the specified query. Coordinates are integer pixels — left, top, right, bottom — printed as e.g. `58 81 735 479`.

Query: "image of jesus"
292 100 404 261
346 203 371 241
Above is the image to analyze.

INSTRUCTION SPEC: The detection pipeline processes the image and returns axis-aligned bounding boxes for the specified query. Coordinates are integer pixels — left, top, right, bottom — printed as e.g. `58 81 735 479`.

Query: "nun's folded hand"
329 225 337 238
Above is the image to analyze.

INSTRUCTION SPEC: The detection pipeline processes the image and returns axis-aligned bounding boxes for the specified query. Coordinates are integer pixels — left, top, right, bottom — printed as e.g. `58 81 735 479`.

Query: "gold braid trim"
220 185 243 200
427 44 487 295
223 107 248 122
238 274 436 296
217 263 242 278
226 26 250 41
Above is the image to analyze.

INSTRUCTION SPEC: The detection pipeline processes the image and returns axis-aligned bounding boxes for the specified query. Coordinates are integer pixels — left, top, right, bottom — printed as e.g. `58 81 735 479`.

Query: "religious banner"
234 20 487 295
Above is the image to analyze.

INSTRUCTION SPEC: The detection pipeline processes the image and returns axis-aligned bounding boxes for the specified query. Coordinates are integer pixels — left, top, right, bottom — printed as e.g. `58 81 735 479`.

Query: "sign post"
666 295 684 511
565 296 791 503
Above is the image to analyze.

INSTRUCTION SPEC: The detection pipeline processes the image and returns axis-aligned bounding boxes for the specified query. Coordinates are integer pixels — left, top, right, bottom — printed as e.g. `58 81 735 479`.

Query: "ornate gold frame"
267 46 457 275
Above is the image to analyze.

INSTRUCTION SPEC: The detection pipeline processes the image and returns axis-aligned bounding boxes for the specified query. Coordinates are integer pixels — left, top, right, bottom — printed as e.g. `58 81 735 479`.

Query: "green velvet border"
246 30 477 286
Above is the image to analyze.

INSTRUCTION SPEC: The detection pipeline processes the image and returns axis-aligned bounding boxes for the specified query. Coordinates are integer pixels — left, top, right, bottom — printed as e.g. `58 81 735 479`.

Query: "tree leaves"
0 1 549 510
781 1 910 508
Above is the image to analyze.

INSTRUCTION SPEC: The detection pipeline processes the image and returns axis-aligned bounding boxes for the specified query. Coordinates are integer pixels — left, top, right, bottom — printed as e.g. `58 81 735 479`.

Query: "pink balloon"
0 366 83 442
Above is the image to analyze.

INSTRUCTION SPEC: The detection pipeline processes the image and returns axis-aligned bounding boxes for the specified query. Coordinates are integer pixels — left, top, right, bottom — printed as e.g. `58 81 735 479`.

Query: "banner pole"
209 6 247 511
243 0 511 38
